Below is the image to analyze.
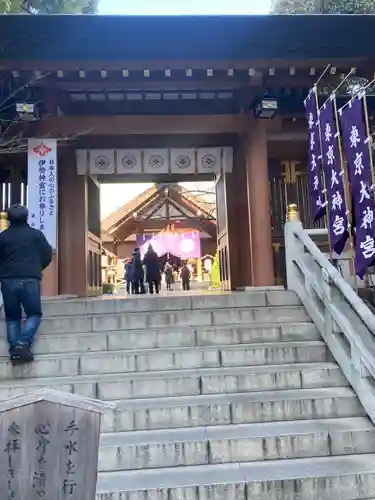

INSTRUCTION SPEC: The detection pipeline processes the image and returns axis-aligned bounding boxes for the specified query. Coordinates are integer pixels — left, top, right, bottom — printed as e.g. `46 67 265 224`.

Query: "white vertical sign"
27 139 58 249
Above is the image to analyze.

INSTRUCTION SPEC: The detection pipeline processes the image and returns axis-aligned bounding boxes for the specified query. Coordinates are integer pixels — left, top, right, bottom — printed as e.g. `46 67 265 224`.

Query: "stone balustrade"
285 204 375 424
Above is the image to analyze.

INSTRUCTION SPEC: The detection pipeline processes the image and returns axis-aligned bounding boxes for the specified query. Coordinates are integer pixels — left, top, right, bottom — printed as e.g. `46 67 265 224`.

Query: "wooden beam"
37 75 329 92
48 79 247 92
32 114 249 137
107 191 162 233
140 200 166 221
0 58 366 71
169 189 215 219
267 132 306 141
114 218 216 240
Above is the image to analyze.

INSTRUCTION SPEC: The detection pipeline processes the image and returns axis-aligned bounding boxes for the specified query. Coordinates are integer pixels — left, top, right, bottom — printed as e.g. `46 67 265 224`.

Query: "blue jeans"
1 278 42 353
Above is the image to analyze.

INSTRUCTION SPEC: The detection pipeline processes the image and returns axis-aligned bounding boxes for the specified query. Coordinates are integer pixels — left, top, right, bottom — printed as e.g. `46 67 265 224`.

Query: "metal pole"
313 86 332 259
332 95 357 290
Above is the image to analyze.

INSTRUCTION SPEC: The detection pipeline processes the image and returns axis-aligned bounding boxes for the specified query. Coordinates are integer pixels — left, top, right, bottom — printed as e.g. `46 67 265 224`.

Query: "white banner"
89 150 115 175
27 139 58 249
170 149 196 174
76 147 234 176
197 148 222 174
117 149 142 174
143 149 169 174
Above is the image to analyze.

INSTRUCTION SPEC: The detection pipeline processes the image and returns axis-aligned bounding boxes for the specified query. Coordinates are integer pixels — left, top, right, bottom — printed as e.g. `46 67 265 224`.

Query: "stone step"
0 362 346 401
101 387 363 432
37 290 301 317
0 341 328 379
0 322 319 356
98 417 375 471
91 305 311 333
0 305 310 336
96 453 375 500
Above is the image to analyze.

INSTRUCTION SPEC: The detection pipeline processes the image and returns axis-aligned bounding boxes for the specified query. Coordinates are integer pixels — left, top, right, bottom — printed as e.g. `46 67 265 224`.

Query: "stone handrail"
285 216 375 424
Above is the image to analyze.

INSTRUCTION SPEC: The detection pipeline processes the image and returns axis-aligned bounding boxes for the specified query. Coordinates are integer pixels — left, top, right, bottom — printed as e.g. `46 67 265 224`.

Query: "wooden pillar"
58 149 88 296
234 144 252 287
246 121 275 286
225 172 239 289
113 241 118 257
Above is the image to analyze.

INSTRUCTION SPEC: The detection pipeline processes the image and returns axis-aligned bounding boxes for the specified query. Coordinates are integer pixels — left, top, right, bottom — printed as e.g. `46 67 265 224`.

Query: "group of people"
164 261 191 291
124 245 161 295
0 205 196 366
124 245 192 294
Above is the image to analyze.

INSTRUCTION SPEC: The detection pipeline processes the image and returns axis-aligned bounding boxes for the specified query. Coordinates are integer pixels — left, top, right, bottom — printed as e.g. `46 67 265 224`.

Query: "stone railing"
285 204 375 424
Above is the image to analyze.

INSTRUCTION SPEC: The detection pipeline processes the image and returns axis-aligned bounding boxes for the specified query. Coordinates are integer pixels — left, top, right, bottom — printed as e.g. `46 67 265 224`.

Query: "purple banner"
136 231 201 259
319 96 349 254
304 87 327 221
339 95 375 278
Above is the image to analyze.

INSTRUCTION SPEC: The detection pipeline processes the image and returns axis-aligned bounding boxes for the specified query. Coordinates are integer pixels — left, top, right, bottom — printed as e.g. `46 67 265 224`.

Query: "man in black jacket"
0 204 52 365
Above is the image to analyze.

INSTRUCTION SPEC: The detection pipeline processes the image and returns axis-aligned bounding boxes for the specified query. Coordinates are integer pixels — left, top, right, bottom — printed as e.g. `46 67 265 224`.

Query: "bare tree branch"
0 72 50 111
0 72 99 157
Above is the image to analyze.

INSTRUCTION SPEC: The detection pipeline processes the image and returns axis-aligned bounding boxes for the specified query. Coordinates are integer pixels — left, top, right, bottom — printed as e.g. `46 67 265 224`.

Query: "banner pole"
313 86 332 259
360 91 375 291
320 69 355 111
339 78 375 113
361 92 375 188
332 94 356 288
308 65 332 259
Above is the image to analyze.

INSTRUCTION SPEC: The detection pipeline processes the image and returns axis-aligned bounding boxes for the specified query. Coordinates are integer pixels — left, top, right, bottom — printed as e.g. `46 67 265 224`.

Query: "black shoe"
23 346 34 363
10 344 33 366
10 345 24 366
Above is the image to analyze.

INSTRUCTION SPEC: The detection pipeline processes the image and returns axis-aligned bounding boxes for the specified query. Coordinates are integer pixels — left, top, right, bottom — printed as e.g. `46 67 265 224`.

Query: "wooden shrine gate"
215 171 231 290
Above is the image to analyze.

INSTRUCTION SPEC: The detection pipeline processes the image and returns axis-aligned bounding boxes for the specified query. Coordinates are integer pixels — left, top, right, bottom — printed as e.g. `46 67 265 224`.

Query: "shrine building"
0 14 375 296
101 182 217 263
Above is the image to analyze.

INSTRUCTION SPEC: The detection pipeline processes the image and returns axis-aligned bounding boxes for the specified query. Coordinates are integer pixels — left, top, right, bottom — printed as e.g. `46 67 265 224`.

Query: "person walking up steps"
0 204 52 365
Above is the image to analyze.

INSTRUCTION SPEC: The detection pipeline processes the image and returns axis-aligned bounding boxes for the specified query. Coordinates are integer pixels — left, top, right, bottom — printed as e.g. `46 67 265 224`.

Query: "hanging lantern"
0 212 8 232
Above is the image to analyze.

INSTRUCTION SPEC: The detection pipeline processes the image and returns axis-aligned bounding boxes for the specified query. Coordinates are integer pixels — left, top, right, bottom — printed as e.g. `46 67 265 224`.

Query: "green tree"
271 0 375 13
0 0 98 13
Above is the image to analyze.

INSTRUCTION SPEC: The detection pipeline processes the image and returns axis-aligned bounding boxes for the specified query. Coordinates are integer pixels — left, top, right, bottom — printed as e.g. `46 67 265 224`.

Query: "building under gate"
0 14 375 297
101 183 217 282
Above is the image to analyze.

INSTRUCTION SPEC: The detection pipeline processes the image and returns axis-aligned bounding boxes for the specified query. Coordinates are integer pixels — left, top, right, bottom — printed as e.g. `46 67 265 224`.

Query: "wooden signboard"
0 389 115 500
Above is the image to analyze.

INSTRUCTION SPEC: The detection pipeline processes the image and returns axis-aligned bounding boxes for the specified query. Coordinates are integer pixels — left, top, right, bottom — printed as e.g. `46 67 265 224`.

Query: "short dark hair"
7 204 29 224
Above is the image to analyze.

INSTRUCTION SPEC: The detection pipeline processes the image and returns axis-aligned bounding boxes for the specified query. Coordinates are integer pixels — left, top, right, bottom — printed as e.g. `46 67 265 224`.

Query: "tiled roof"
101 183 216 233
101 185 159 233
1 15 375 62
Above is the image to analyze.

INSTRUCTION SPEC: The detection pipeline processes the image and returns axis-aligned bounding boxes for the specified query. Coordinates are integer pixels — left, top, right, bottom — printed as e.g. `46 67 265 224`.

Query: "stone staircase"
1 289 375 499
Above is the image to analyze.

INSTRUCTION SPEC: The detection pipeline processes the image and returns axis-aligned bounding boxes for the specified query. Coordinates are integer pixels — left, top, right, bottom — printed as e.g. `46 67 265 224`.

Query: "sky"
99 1 271 219
99 0 272 15
101 183 151 219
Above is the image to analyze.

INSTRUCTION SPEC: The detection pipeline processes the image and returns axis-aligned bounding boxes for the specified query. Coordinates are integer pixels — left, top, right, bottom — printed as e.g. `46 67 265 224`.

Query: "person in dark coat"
180 263 191 291
131 248 145 295
143 245 161 294
164 261 173 291
124 259 133 294
0 204 52 365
